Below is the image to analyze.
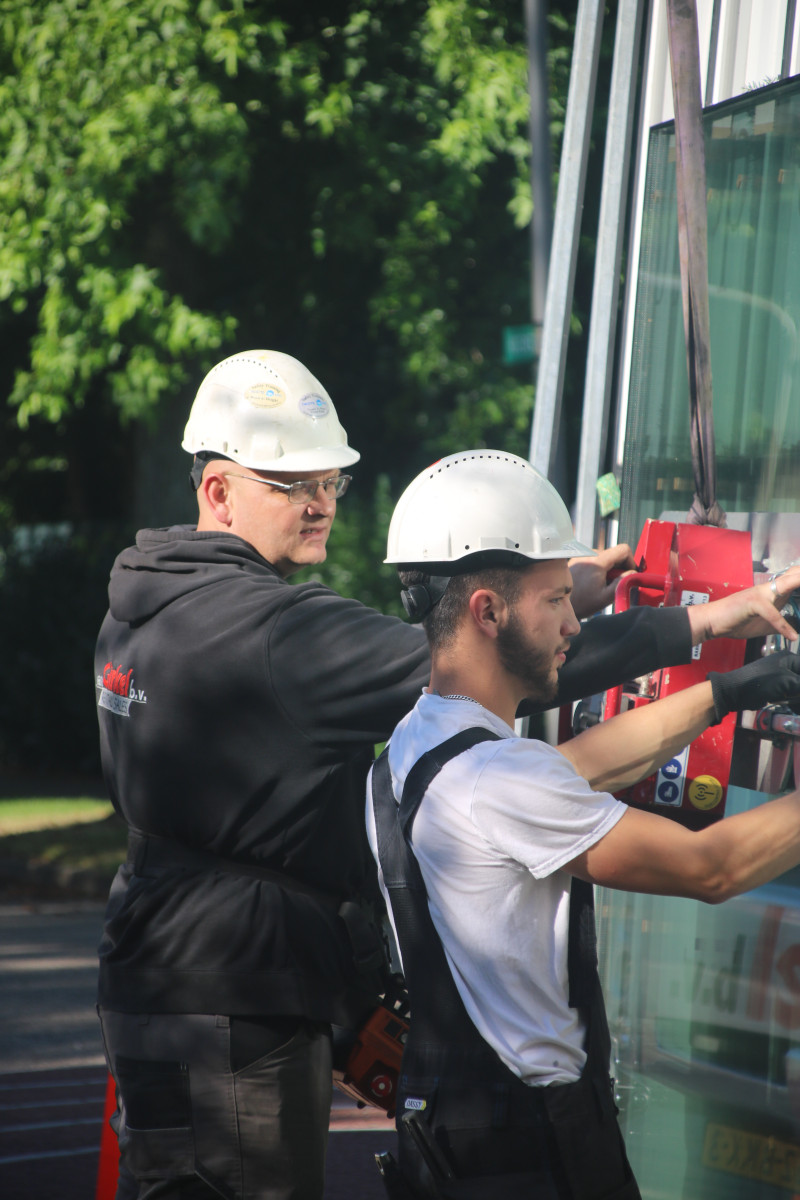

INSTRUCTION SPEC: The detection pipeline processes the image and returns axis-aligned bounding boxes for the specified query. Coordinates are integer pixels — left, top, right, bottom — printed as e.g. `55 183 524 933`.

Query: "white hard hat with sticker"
182 350 360 472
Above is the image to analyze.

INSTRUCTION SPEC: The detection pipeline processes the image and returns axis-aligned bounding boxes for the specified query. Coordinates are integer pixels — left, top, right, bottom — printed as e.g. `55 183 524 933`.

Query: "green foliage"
0 0 250 426
0 798 112 834
0 0 576 490
274 0 540 466
293 473 405 616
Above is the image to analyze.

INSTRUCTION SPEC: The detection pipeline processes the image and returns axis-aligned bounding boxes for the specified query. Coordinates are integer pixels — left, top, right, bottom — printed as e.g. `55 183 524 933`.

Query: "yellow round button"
688 775 724 810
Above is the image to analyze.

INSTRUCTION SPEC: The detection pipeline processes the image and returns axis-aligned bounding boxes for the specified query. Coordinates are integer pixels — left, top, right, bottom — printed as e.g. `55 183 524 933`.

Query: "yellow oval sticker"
245 383 285 408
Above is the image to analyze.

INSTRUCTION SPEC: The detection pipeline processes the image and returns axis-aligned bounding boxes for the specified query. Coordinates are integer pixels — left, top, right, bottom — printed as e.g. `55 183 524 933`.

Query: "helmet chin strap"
400 576 452 623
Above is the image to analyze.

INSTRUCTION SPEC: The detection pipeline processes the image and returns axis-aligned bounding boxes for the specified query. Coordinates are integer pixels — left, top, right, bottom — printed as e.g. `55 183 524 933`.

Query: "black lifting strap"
666 0 726 529
372 727 606 1052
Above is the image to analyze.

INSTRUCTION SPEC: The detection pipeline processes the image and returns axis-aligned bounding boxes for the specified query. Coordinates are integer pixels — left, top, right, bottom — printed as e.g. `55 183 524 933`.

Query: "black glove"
708 650 800 724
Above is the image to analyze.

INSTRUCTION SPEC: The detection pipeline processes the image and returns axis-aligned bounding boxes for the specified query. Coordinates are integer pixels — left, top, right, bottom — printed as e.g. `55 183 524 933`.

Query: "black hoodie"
95 526 430 1021
94 525 690 1020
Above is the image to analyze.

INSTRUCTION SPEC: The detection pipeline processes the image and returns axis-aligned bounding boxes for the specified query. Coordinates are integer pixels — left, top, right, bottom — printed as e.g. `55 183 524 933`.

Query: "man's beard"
496 608 561 705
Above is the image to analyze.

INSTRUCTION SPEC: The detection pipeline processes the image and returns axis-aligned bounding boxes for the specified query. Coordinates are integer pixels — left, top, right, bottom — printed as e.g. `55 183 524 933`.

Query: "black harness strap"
373 727 603 1033
396 728 504 842
665 0 726 529
373 728 503 1048
568 876 599 1010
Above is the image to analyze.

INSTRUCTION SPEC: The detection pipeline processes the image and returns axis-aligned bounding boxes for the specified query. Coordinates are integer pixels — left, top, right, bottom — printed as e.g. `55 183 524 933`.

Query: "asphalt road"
0 901 396 1199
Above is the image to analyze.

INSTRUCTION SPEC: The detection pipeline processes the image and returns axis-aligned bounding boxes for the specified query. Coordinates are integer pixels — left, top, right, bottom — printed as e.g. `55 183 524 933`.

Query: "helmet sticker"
245 383 285 409
299 393 330 419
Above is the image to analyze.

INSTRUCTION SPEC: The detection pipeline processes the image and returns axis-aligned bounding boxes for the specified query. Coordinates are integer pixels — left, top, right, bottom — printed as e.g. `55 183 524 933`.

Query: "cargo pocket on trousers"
115 1054 195 1179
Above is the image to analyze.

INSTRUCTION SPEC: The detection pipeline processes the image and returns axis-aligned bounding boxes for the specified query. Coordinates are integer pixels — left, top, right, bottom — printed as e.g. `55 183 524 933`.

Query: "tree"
0 0 251 523
0 0 588 531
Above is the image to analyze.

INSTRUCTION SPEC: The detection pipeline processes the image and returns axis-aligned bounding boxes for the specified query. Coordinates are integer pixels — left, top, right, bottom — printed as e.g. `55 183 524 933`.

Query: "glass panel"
599 789 800 1198
619 77 800 548
606 76 800 1199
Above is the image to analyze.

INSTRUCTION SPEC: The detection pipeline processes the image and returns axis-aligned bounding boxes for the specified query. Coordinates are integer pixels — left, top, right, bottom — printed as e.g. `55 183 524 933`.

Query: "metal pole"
526 0 553 344
528 0 606 483
573 0 646 548
704 0 723 105
783 0 798 79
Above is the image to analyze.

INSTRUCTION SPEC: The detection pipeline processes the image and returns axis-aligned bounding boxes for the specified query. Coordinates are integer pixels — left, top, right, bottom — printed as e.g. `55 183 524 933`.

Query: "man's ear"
467 589 507 639
199 471 234 527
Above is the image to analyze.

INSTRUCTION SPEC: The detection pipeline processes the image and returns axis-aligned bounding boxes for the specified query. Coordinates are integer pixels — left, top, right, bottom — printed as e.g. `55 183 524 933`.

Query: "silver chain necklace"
440 693 482 705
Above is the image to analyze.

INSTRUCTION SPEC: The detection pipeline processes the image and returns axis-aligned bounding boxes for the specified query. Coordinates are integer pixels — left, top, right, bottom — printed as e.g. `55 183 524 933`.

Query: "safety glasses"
223 473 351 504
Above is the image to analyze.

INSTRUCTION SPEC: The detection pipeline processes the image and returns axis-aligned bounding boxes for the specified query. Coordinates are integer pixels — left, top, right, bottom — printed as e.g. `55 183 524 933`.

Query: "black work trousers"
98 1008 333 1200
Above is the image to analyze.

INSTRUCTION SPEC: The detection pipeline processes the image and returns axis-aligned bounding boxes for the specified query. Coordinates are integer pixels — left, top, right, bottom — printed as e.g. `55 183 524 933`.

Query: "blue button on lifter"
657 780 680 805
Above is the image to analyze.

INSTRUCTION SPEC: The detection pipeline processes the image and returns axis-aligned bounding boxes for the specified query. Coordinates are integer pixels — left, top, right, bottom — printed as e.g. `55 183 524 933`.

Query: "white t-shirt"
366 690 626 1086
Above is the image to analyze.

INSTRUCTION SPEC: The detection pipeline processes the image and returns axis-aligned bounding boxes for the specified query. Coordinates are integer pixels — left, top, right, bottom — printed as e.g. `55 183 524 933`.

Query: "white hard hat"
182 350 360 472
386 450 594 568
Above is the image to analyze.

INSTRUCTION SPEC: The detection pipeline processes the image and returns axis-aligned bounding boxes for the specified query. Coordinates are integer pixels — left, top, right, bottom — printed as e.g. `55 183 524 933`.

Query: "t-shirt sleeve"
469 740 626 878
266 582 431 746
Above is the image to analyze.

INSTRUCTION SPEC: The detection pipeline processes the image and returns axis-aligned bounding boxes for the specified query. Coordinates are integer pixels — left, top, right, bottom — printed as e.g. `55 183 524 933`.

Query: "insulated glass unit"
603 75 800 1200
620 77 800 547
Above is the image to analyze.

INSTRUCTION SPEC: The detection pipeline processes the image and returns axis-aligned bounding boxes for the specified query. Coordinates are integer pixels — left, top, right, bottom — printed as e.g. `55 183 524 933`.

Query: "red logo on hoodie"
103 662 134 697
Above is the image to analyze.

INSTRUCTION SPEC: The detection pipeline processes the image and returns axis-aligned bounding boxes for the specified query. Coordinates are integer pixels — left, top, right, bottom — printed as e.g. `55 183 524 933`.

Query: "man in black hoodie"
94 350 800 1200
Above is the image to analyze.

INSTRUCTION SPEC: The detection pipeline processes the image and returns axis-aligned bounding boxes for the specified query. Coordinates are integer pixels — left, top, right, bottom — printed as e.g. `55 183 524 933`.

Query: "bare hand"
688 564 800 644
569 544 637 620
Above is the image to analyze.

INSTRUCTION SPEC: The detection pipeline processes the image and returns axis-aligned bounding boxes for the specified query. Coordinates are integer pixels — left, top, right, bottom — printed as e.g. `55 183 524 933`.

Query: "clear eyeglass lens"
287 476 350 504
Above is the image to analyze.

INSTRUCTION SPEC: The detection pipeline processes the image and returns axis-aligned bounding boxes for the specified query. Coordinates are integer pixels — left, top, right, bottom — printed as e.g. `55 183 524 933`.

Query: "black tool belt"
371 729 640 1200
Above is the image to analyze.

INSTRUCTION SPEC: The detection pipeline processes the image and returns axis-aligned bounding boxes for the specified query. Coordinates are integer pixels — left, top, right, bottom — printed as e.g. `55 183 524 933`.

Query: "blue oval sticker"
299 393 330 419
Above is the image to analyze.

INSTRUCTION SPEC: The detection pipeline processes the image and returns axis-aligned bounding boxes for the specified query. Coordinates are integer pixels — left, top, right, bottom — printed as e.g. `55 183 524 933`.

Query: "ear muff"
401 585 433 623
400 576 452 623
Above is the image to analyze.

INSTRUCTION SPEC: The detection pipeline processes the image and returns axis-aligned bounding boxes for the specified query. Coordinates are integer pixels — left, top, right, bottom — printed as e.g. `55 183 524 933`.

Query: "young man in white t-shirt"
367 450 800 1200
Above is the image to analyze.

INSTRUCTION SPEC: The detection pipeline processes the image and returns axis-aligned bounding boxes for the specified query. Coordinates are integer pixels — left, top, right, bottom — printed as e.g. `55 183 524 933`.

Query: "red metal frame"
603 519 754 824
